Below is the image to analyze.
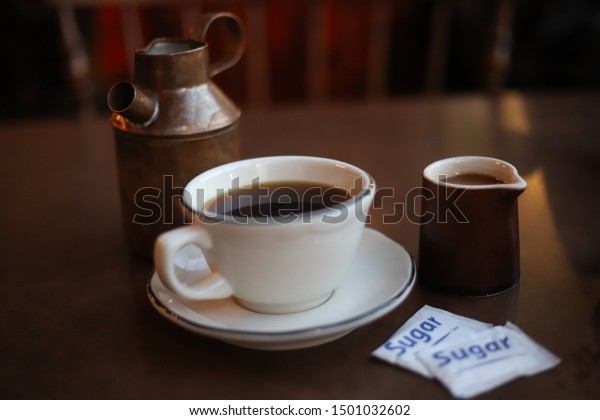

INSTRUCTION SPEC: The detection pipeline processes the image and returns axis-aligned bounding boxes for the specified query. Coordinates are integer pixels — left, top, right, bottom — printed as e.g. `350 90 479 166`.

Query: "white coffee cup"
153 156 375 314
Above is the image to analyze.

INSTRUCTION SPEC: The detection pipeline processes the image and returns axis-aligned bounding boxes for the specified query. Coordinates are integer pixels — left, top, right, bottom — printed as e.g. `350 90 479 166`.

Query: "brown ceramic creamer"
418 156 527 296
107 13 245 258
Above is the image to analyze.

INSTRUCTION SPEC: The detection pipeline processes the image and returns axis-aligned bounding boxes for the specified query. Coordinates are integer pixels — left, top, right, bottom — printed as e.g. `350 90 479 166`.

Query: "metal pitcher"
107 12 245 258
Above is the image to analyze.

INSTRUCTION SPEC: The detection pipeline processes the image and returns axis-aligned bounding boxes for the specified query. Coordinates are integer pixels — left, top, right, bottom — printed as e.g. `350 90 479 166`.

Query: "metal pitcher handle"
188 12 245 77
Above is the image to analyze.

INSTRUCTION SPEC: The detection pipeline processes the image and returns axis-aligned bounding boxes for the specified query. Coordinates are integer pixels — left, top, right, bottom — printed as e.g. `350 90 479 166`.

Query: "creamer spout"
107 81 158 127
503 168 528 193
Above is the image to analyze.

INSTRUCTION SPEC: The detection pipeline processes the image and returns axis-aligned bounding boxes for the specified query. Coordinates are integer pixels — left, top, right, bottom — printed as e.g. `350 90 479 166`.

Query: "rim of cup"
182 155 375 225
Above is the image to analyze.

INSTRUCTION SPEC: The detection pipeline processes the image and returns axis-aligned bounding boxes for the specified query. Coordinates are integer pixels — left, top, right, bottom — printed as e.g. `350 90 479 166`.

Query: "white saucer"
147 228 415 350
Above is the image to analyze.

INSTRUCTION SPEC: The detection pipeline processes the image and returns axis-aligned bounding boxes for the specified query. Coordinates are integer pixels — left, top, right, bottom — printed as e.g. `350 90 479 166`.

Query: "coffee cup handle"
153 226 233 300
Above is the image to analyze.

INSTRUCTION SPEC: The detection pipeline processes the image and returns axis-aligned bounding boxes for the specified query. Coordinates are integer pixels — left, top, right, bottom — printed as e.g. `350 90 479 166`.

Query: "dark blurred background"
1 0 599 120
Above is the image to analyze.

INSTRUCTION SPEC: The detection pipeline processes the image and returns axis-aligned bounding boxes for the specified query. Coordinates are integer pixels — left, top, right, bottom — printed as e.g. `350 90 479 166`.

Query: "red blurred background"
1 0 599 119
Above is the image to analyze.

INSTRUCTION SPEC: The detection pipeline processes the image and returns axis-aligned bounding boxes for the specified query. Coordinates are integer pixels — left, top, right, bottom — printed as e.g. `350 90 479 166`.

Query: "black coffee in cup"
204 181 353 219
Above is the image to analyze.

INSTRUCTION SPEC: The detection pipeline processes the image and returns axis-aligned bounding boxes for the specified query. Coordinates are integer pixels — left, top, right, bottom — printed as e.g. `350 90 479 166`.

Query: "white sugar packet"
372 305 492 378
416 322 561 398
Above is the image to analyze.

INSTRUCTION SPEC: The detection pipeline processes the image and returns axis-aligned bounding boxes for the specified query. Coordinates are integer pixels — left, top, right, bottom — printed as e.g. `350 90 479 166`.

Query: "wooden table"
1 92 599 399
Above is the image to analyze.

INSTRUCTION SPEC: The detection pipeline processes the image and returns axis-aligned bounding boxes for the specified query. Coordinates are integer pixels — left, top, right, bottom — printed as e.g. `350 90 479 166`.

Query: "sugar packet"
372 305 492 378
416 322 561 398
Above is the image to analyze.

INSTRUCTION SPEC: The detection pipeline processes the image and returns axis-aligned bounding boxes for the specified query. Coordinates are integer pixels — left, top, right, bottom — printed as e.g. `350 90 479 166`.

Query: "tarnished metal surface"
108 12 245 258
113 126 240 258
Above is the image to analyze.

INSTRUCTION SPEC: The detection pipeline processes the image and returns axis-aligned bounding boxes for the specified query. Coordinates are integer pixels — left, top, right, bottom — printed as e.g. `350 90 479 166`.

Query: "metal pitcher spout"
107 81 158 127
